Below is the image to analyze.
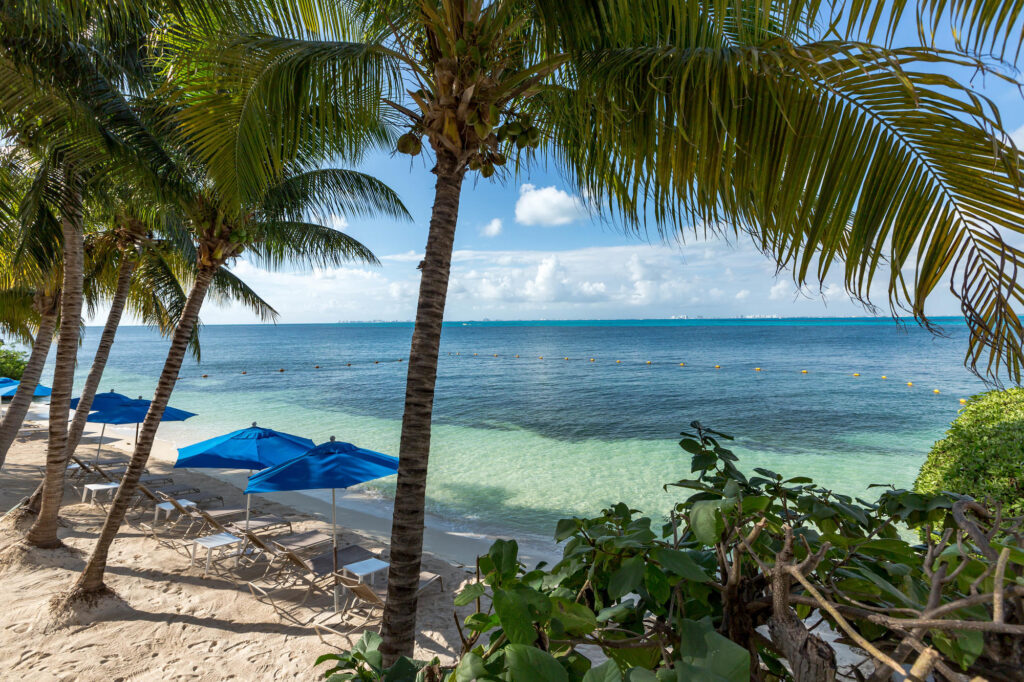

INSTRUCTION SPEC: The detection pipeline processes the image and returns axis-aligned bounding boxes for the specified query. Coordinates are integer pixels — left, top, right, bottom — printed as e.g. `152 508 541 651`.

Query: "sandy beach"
0 417 484 681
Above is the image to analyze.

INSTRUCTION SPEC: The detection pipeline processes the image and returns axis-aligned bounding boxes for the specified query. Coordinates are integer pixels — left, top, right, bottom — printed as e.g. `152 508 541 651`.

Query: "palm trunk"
26 184 85 549
18 256 138 517
70 264 215 597
381 154 466 664
64 255 136 458
0 294 59 469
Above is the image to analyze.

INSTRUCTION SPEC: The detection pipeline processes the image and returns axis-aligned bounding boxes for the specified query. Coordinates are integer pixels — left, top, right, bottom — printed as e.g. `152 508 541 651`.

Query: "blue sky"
152 21 1024 325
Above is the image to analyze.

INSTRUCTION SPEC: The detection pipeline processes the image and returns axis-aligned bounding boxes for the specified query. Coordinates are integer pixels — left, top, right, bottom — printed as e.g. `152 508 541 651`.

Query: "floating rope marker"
315 365 320 369
881 375 887 379
493 354 498 357
515 354 519 358
590 358 595 362
202 374 208 378
616 360 621 363
680 363 685 366
755 367 761 372
715 365 721 369
852 373 860 377
565 357 569 361
346 363 351 367
907 382 913 386
279 368 285 372
959 398 966 404
473 353 478 356
241 371 246 375
374 361 379 364
538 356 543 359
646 361 652 365
801 370 808 373
933 389 940 394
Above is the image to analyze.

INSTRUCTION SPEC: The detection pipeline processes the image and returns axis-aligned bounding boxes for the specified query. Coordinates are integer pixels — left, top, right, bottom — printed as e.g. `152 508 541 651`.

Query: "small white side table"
343 557 390 586
82 481 119 504
190 532 241 577
153 498 195 525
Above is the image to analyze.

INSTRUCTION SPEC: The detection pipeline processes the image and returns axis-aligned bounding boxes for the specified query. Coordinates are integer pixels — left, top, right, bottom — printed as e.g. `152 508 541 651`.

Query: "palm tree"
205 0 1024 660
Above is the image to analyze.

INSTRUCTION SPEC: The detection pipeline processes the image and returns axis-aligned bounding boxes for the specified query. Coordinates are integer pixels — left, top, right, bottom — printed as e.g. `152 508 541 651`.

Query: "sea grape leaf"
653 548 710 582
690 500 724 546
505 644 568 682
582 660 622 682
550 596 597 636
677 619 750 682
382 656 419 682
455 652 487 682
644 563 671 604
555 518 578 541
609 556 644 599
455 582 486 606
493 588 541 644
489 539 519 580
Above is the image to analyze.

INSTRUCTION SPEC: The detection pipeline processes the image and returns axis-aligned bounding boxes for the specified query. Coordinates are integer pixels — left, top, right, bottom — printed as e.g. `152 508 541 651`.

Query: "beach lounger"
312 571 444 641
247 545 377 622
192 506 290 538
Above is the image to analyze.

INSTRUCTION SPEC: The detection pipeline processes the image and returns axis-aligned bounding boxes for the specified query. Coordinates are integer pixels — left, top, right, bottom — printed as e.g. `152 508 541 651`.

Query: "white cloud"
514 184 587 226
769 280 793 301
100 241 963 325
1012 124 1024 147
326 214 349 231
480 218 503 237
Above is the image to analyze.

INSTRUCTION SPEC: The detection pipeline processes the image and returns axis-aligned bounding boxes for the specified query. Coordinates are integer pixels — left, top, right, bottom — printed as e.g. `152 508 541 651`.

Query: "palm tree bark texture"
381 151 466 661
26 180 85 549
21 254 137 515
70 264 216 596
0 292 59 469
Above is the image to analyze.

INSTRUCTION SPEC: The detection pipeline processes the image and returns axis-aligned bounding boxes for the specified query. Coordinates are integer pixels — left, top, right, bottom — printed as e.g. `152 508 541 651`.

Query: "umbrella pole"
134 422 139 445
332 488 339 613
94 423 107 463
245 471 251 532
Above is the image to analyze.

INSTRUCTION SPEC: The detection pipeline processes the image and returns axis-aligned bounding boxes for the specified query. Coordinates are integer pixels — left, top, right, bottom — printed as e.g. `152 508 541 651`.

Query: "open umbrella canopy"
245 437 399 494
176 423 315 470
70 390 135 412
83 396 196 425
0 378 52 397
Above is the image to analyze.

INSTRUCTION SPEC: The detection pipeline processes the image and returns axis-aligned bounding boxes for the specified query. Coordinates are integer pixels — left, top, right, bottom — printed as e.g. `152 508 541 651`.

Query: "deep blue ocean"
56 318 985 539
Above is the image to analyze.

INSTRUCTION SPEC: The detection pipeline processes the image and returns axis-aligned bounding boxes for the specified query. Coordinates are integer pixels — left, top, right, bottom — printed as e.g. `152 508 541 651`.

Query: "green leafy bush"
0 341 28 380
915 388 1024 516
318 423 1024 682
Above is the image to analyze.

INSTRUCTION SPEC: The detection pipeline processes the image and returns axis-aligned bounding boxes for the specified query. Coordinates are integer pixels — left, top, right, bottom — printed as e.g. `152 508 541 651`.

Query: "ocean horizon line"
95 315 968 328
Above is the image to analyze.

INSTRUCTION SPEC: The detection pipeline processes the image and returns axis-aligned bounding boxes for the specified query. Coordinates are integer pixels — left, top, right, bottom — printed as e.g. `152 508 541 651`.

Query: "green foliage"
319 422 1024 680
915 388 1024 517
0 341 27 380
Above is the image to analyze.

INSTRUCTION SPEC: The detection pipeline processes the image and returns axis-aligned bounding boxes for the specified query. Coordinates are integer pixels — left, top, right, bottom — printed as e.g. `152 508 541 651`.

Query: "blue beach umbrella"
0 378 52 420
72 391 196 461
176 423 315 527
0 378 52 397
245 436 399 608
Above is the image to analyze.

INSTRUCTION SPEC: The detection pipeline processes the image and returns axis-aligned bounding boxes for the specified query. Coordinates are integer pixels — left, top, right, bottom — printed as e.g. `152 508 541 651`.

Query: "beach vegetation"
915 388 1024 518
0 342 28 380
318 423 1024 681
210 0 1024 660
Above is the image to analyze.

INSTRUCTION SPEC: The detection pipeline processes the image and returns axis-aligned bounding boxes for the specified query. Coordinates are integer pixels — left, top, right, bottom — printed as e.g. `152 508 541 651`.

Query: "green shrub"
915 388 1024 516
0 342 28 380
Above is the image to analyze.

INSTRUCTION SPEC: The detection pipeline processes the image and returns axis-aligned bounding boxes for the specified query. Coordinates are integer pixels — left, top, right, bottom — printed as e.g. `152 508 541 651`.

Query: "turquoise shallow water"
52 318 984 539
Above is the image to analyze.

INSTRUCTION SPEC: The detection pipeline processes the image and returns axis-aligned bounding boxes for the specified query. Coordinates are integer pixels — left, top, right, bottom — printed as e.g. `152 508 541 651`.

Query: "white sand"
0 419 482 681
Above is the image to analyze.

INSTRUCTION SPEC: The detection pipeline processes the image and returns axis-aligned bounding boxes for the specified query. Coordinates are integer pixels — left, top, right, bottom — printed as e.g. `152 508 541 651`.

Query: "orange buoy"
493 354 498 357
590 358 595 362
315 365 320 369
279 368 285 372
680 362 685 366
241 371 247 375
755 367 761 372
515 354 519 358
616 360 621 364
646 361 651 365
565 357 569 361
346 363 351 366
714 365 721 369
538 356 543 359
907 381 913 386
933 389 940 394
474 353 478 356
801 370 807 373
374 361 379 364
852 373 860 377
